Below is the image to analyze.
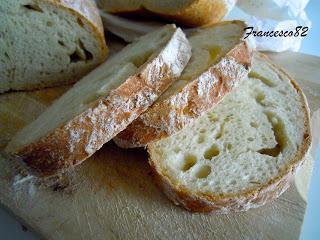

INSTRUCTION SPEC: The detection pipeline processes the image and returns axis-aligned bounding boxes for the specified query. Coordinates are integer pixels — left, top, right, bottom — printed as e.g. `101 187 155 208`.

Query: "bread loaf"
0 0 108 93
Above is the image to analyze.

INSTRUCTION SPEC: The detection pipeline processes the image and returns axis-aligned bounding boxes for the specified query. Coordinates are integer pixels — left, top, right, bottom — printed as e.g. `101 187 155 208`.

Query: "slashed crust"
114 26 252 148
6 28 191 177
98 0 235 27
147 53 311 213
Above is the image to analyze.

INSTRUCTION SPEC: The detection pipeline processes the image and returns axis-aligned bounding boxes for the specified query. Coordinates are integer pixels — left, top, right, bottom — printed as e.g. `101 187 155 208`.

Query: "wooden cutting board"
0 52 319 240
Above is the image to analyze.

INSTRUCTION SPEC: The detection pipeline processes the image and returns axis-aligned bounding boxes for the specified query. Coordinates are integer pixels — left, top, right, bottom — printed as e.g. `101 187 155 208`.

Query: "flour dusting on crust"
115 46 251 148
5 27 191 176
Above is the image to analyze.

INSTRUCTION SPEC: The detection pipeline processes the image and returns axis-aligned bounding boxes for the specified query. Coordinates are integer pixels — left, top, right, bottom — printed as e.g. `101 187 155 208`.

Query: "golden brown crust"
8 28 191 177
114 22 252 148
148 52 312 213
48 0 108 61
98 0 234 27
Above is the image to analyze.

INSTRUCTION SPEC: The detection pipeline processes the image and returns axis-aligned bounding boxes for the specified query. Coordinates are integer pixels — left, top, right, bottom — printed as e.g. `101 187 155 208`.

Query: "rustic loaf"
97 0 236 27
148 53 311 213
0 0 108 93
114 21 252 148
5 25 191 176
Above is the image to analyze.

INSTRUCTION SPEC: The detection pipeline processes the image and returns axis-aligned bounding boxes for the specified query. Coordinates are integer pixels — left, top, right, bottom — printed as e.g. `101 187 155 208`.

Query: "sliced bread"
148 53 311 213
97 0 236 27
5 25 191 176
114 21 252 148
0 0 108 93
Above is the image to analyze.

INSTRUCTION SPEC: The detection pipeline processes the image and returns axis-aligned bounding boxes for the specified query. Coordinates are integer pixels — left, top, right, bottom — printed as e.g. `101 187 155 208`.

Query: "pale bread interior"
149 54 306 195
6 25 176 152
158 21 245 101
1 0 104 92
98 0 195 13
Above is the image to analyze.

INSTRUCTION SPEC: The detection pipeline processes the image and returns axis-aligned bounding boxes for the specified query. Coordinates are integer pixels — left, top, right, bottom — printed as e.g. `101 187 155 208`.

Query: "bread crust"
162 0 231 27
98 0 235 27
114 21 252 148
98 0 237 27
148 53 312 213
6 28 191 177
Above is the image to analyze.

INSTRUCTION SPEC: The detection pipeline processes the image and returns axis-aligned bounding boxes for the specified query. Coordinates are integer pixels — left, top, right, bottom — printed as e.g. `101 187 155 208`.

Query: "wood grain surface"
0 51 319 240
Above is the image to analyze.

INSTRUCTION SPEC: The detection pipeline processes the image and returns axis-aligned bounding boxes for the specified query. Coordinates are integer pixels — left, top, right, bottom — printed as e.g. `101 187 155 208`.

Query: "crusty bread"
5 25 191 176
148 52 311 213
114 21 252 148
97 0 236 27
0 0 108 93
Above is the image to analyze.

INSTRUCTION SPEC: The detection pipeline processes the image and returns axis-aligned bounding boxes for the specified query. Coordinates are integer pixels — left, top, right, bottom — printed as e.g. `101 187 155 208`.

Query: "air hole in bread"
255 92 266 106
69 40 93 63
249 72 275 87
46 21 53 27
215 123 224 139
81 41 93 61
58 40 65 47
224 115 233 122
249 180 260 185
181 155 197 172
23 4 43 12
226 143 232 150
197 135 205 144
195 165 211 179
70 51 82 63
258 112 287 157
250 122 259 128
247 137 254 142
204 144 219 160
208 113 218 122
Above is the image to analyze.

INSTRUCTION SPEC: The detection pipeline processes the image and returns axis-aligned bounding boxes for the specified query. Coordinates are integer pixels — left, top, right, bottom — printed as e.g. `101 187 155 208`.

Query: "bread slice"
5 25 191 176
0 0 108 93
114 21 252 148
99 11 163 43
97 0 236 27
148 53 311 213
